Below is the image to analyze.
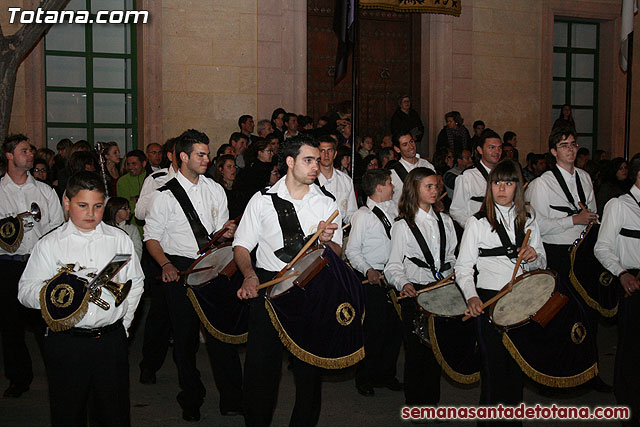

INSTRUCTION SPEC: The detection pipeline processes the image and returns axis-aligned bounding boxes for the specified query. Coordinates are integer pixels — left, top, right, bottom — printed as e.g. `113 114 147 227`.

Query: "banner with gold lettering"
359 0 461 16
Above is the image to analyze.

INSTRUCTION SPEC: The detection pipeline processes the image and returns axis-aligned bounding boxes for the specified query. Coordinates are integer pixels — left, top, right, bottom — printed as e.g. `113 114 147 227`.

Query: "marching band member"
595 154 640 425
345 169 402 397
384 167 457 406
389 132 435 206
450 129 502 229
0 134 64 399
317 135 358 224
234 135 341 426
143 129 237 421
457 160 545 418
18 171 144 426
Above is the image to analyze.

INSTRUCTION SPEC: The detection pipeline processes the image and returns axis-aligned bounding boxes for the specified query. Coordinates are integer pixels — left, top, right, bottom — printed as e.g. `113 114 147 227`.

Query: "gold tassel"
265 299 365 370
39 285 89 332
186 289 247 345
428 316 480 384
502 333 598 388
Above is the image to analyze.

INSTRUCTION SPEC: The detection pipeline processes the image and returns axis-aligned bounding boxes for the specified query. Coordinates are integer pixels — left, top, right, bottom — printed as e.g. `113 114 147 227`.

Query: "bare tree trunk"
0 0 71 143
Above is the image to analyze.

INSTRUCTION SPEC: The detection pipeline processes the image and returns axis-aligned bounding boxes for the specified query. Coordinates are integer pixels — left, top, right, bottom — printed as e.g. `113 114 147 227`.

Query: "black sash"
160 178 211 250
392 162 409 183
620 228 640 239
470 165 489 203
370 206 392 239
475 212 525 259
550 166 586 216
313 178 336 201
628 190 640 209
405 211 450 280
261 189 306 263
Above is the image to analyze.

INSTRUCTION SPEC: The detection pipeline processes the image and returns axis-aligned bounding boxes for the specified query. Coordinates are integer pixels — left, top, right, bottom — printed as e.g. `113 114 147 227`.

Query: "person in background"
553 104 576 131
103 196 144 260
576 147 590 169
379 147 398 169
596 157 631 216
213 154 250 219
31 158 51 186
503 131 519 163
443 148 473 199
390 95 424 143
145 143 164 174
432 148 454 176
116 150 148 235
270 107 287 140
237 139 276 196
436 111 471 156
470 120 485 158
359 136 374 159
101 141 121 196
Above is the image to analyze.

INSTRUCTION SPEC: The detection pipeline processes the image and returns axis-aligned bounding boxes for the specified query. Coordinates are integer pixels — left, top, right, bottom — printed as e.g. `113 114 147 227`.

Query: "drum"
265 245 365 369
492 271 598 388
569 223 619 317
185 243 248 344
415 283 480 384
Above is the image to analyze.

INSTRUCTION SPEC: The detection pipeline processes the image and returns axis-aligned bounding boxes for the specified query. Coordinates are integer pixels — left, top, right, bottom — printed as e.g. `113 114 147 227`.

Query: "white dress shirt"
18 221 144 331
345 198 398 275
384 207 457 291
449 161 491 229
390 156 436 206
317 168 358 224
594 185 640 276
134 166 177 221
0 172 64 255
118 221 143 260
526 166 596 245
143 171 229 260
233 176 342 272
456 204 547 302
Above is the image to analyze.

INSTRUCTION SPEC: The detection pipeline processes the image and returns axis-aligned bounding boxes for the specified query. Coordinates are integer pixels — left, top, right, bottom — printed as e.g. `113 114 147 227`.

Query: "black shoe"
139 369 156 385
356 383 375 396
182 407 200 422
221 409 243 416
589 376 613 393
3 383 29 398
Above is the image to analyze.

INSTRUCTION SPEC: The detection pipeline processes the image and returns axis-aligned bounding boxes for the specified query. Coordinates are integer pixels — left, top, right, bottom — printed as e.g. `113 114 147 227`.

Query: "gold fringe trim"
359 1 461 16
388 288 402 320
265 299 365 369
569 232 618 317
428 316 480 384
39 284 89 332
502 333 598 388
186 288 247 345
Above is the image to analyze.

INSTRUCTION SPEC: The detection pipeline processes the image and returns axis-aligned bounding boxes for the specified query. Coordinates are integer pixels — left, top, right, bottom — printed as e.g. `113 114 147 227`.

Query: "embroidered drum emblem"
599 272 613 287
571 322 587 344
0 221 15 239
336 302 355 326
51 284 74 308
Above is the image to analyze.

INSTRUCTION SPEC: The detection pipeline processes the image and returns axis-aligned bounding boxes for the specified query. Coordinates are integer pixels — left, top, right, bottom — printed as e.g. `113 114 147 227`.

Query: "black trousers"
400 295 441 405
356 279 402 387
204 331 243 413
614 279 640 426
44 323 130 427
138 278 172 376
243 269 322 427
0 258 45 388
475 289 523 427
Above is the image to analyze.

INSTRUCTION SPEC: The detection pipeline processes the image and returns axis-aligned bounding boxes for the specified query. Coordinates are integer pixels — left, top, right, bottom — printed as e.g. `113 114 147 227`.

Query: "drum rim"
489 269 557 329
267 245 326 299
186 242 234 287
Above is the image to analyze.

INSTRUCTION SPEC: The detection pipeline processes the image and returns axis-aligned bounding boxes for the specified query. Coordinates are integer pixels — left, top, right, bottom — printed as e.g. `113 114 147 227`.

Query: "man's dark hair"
175 129 209 167
548 125 577 151
473 120 485 129
503 131 517 143
3 133 29 155
629 153 640 184
146 142 162 152
298 115 313 128
264 132 283 144
271 107 286 123
317 134 336 147
279 135 318 171
391 132 412 148
379 147 395 161
577 147 590 157
163 137 177 155
66 171 106 199
479 128 501 148
455 148 471 161
238 114 253 129
444 111 463 126
125 149 146 163
56 138 73 152
73 140 91 152
283 113 297 127
68 151 98 175
362 168 391 197
229 132 248 145
216 143 233 158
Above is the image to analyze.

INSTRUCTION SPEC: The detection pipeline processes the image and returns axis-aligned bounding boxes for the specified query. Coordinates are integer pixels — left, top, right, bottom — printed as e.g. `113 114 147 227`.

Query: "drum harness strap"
392 162 409 183
549 165 586 216
474 211 525 259
469 165 489 203
261 188 307 263
405 212 450 280
313 178 337 201
159 178 211 251
370 206 392 239
620 191 640 239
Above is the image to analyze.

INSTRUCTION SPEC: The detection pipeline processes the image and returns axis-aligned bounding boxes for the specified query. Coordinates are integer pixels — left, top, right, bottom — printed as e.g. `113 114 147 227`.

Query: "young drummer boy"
18 171 144 426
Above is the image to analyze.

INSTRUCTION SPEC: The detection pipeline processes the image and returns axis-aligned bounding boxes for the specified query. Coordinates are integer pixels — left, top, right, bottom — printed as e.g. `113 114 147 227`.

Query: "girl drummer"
384 167 457 406
456 159 546 414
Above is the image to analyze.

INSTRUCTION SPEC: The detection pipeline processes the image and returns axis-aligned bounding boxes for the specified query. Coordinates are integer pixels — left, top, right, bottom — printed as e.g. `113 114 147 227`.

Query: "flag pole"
624 31 633 161
351 2 360 178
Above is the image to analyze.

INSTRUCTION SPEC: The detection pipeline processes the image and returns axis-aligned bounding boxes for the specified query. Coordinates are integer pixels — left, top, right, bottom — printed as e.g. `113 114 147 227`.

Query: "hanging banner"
359 0 461 16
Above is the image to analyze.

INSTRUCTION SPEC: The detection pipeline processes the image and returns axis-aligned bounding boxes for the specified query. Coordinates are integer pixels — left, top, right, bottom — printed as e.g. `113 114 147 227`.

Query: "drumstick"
361 274 385 285
255 272 299 291
342 223 351 231
437 192 447 202
523 182 529 192
285 210 339 270
396 272 456 300
578 202 600 225
154 265 216 280
462 230 531 321
198 215 243 255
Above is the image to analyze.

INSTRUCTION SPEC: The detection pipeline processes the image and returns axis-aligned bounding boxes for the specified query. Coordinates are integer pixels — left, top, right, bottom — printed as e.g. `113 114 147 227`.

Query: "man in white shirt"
345 169 402 397
0 134 64 398
143 129 237 421
234 135 341 426
389 132 435 206
450 129 503 228
135 138 178 222
317 135 358 224
595 153 640 419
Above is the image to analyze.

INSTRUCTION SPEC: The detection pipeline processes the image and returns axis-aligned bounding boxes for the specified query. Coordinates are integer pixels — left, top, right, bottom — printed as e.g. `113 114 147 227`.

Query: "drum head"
268 248 325 298
417 284 467 317
186 245 235 287
492 271 556 327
